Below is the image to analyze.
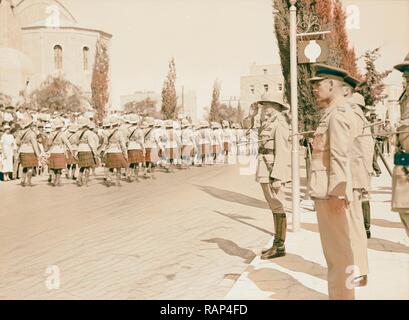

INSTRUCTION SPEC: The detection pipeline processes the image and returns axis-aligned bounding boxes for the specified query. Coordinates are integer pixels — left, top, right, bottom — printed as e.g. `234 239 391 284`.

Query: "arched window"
54 45 63 70
83 47 89 71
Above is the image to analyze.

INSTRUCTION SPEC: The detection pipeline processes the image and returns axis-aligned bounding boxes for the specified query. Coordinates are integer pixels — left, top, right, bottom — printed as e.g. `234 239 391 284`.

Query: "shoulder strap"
51 132 61 145
144 128 153 139
78 129 88 141
108 129 118 143
20 129 30 143
129 127 138 139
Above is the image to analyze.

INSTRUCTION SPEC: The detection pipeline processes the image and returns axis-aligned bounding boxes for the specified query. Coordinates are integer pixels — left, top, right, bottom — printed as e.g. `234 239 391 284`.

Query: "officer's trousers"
399 211 409 237
260 183 285 214
315 199 355 300
349 190 369 276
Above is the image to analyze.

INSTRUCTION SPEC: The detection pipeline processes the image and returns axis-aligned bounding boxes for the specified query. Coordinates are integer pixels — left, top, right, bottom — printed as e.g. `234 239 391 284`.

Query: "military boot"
362 200 371 239
84 170 90 187
262 214 278 255
77 172 83 187
261 213 287 259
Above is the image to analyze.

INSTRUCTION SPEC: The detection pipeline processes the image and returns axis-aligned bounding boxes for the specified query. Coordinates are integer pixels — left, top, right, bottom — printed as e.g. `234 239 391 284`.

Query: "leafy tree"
273 0 360 131
0 93 12 106
357 48 392 107
209 79 221 122
25 75 88 113
91 38 110 122
161 57 178 119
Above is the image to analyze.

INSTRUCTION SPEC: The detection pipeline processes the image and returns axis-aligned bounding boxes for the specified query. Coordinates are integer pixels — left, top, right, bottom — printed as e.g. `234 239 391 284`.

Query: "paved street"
0 156 408 300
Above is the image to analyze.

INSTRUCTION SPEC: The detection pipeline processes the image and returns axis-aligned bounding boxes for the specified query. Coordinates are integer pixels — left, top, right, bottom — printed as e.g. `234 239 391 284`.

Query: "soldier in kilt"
15 115 41 187
196 121 211 166
164 120 181 173
143 117 162 179
126 114 145 182
222 120 233 164
103 116 128 186
180 119 196 169
75 117 99 187
48 119 74 187
66 123 79 180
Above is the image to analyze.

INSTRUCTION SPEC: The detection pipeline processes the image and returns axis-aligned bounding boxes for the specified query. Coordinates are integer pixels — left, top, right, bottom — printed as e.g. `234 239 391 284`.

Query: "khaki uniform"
308 97 356 300
392 89 409 236
348 102 371 276
243 111 290 258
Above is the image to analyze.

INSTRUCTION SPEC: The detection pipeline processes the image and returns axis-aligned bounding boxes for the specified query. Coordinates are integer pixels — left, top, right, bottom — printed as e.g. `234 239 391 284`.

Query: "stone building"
240 63 285 112
0 0 112 102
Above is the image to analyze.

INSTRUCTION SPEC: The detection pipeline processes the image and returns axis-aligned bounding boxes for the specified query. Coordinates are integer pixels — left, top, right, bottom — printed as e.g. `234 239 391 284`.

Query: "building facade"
0 0 112 102
240 63 285 112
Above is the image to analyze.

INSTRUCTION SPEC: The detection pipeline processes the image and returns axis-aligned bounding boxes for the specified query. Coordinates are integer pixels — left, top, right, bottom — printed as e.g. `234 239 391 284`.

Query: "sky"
64 0 409 117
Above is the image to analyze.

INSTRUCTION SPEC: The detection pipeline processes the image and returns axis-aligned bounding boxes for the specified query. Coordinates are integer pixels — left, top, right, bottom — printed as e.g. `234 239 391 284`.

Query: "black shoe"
260 246 286 260
261 246 274 255
353 275 368 287
366 230 371 239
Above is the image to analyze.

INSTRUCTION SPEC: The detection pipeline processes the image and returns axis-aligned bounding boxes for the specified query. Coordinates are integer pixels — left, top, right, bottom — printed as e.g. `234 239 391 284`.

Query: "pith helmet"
52 118 64 129
78 117 90 128
165 119 174 128
19 114 34 129
257 93 290 112
181 119 190 128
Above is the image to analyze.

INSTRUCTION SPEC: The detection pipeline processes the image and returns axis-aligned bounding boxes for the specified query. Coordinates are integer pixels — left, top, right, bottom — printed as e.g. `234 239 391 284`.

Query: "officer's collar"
322 96 347 117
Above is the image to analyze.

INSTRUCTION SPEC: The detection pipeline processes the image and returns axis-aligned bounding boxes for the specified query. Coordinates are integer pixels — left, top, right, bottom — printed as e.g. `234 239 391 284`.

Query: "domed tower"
0 0 32 101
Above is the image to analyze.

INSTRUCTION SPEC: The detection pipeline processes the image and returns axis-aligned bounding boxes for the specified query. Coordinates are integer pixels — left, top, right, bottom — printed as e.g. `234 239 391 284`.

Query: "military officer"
392 53 409 237
308 64 358 300
343 77 372 286
242 93 291 260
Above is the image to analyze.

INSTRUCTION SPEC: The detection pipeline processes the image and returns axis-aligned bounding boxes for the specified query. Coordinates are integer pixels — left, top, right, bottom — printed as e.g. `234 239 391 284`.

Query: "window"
263 69 268 75
278 83 283 91
264 84 269 92
83 47 89 71
54 45 63 70
250 85 255 95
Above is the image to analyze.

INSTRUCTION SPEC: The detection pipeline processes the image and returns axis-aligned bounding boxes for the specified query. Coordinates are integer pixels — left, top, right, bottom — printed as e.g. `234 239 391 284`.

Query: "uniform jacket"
15 128 41 156
197 128 211 145
222 128 233 143
181 128 196 146
308 97 355 201
103 128 127 154
349 101 374 189
127 125 144 150
49 130 73 155
76 129 99 154
243 113 291 183
163 128 181 149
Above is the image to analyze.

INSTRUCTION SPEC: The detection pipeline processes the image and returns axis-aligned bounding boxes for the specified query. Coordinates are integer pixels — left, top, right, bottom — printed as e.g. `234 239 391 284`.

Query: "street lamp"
289 0 301 232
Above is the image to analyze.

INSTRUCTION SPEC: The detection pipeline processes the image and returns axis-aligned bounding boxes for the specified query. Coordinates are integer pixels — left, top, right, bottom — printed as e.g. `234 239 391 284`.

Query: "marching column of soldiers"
0 111 255 187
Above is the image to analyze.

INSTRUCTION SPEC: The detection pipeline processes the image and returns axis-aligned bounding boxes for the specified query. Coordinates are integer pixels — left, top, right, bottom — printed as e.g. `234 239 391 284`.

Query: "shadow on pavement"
202 238 256 264
246 265 328 300
372 219 405 229
196 185 269 210
213 210 274 236
368 238 409 254
272 253 327 281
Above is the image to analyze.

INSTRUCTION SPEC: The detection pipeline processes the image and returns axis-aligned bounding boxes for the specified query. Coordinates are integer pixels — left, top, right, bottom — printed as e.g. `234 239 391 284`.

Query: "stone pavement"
226 157 409 300
0 156 407 299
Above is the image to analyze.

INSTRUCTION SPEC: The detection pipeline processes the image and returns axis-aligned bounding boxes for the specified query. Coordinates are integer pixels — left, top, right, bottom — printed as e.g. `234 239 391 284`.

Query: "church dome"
0 47 33 74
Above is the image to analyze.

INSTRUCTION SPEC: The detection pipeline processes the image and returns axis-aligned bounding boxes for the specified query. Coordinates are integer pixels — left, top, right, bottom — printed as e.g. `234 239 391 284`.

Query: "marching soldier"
103 116 128 186
242 94 291 260
392 53 409 236
180 119 196 169
221 120 233 164
75 117 99 187
308 64 358 300
197 121 211 166
48 119 74 187
210 122 222 164
15 115 41 187
66 123 79 181
144 117 162 179
126 114 144 182
164 119 181 173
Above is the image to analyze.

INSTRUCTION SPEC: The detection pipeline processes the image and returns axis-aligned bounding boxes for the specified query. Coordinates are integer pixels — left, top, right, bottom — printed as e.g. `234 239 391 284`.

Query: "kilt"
223 142 229 152
181 145 192 157
106 152 128 169
48 153 67 170
20 153 38 168
78 152 96 168
165 148 177 160
145 148 159 163
66 150 77 165
212 145 220 154
128 150 144 163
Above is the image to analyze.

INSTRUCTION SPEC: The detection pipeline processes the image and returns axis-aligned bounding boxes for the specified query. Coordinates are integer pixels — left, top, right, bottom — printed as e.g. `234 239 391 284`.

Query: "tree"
273 0 361 131
357 48 392 107
25 75 88 113
91 37 110 123
236 100 244 123
0 93 12 106
161 57 178 119
209 79 221 122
